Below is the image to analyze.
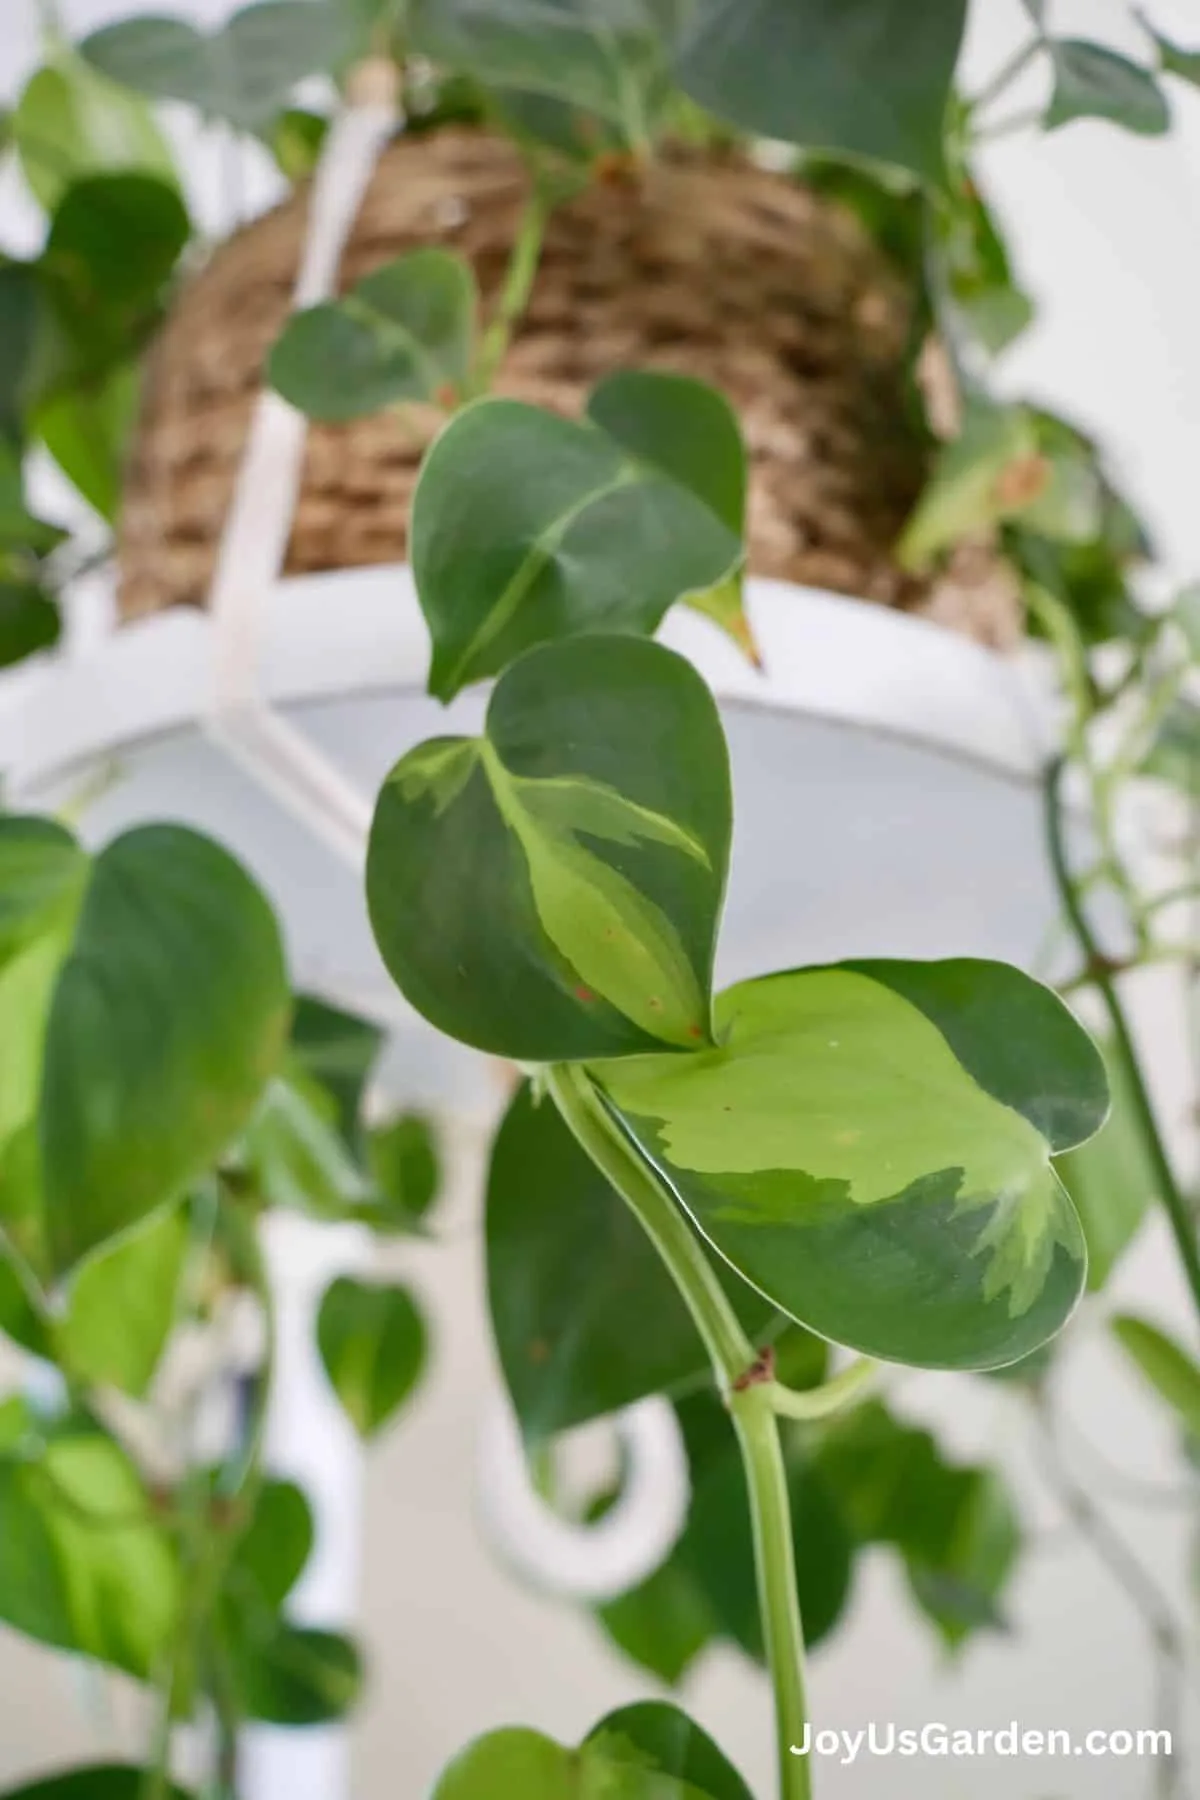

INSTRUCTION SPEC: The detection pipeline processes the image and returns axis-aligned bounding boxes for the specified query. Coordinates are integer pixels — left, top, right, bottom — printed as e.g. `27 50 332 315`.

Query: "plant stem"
765 1358 877 1422
546 1064 812 1800
1044 756 1200 1324
968 36 1043 117
477 185 550 390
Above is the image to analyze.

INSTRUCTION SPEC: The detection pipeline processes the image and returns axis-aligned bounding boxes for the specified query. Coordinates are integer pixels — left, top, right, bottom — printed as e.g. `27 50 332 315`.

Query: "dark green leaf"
1112 1315 1200 1442
486 1083 782 1441
41 826 290 1275
269 250 477 421
593 959 1105 1369
367 1111 441 1224
675 0 969 185
82 4 354 133
14 57 176 211
0 583 60 670
317 1275 429 1439
1045 41 1170 135
0 265 43 444
290 993 382 1143
410 389 743 700
594 1546 715 1685
1056 1037 1155 1292
0 1432 178 1677
0 1769 190 1800
583 1703 753 1800
409 0 675 138
232 1478 315 1611
45 173 190 321
368 636 731 1059
229 1622 363 1724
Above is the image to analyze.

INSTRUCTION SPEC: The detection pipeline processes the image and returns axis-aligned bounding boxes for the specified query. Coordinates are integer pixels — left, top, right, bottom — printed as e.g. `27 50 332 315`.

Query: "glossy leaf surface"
411 385 743 699
368 636 731 1060
41 826 290 1275
593 960 1106 1368
269 250 476 421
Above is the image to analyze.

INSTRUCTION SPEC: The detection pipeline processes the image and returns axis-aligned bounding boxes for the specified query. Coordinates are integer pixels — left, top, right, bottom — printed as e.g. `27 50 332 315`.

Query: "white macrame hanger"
203 61 399 869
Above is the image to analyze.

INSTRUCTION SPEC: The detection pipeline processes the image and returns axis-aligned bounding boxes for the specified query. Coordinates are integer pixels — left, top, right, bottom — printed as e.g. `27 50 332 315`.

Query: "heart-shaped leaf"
1045 41 1170 135
41 825 290 1276
411 380 744 701
268 250 477 422
58 1206 188 1396
232 1478 315 1612
487 1083 784 1441
368 636 731 1060
592 959 1107 1370
433 1702 751 1800
317 1276 429 1439
227 1622 362 1725
14 56 177 212
81 3 353 132
674 0 969 186
0 818 87 969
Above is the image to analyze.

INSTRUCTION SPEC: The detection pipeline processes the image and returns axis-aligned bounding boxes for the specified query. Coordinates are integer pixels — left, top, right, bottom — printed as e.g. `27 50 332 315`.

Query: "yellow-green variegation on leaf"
590 959 1108 1370
366 636 731 1061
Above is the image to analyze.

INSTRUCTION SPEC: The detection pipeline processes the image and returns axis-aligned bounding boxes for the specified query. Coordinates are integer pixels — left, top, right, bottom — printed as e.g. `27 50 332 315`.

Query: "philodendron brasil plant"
2 0 1200 1797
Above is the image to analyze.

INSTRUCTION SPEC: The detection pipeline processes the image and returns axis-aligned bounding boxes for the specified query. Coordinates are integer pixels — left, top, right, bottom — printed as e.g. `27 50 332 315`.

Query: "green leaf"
14 56 177 212
1045 41 1170 135
586 370 756 660
231 1478 314 1611
674 0 969 186
933 171 1033 358
34 365 140 524
593 959 1106 1370
583 1704 753 1800
1174 584 1200 659
44 173 190 325
433 1704 751 1800
82 4 354 133
367 1111 441 1224
487 1083 796 1440
41 826 290 1276
410 390 743 700
228 1622 363 1725
290 993 382 1144
269 108 329 182
1056 1038 1156 1292
815 1399 1019 1648
1140 17 1200 88
1112 1315 1200 1443
409 0 675 137
0 817 87 969
0 1431 178 1678
238 1069 377 1221
269 250 477 422
58 1205 188 1395
898 401 1043 572
0 583 61 669
368 636 731 1060
1140 699 1200 796
0 1770 191 1800
317 1276 429 1439
594 1547 716 1685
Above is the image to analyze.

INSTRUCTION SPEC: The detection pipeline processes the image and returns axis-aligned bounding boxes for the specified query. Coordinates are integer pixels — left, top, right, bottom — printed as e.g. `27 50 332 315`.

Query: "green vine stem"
546 1063 813 1800
1044 755 1200 1324
764 1357 877 1422
476 184 551 391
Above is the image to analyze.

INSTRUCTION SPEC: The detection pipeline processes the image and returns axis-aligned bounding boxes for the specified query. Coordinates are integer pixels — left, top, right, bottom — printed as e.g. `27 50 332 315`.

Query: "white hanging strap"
203 65 400 869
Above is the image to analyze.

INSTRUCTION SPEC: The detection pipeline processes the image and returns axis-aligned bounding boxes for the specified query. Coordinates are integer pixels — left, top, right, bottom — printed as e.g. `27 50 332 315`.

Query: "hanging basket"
117 126 1019 645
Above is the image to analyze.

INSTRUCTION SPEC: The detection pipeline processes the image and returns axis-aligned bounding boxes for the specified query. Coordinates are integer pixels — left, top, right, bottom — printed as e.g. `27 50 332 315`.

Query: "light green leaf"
1139 16 1200 87
410 386 744 700
0 818 87 970
41 825 290 1276
0 1431 178 1678
59 1205 188 1396
674 0 968 186
269 249 477 422
486 1083 789 1441
1045 40 1170 135
433 1702 752 1799
1112 1315 1200 1443
932 170 1034 359
0 1769 191 1800
34 365 140 524
368 636 731 1060
1173 583 1200 659
82 4 353 133
14 55 177 211
317 1276 429 1439
239 1068 377 1220
1056 1037 1156 1292
592 960 1106 1369
899 401 1043 572
269 108 329 182
409 0 676 138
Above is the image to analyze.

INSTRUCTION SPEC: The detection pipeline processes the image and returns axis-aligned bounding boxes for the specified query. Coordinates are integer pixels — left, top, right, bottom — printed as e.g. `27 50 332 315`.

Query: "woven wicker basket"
117 127 1019 646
